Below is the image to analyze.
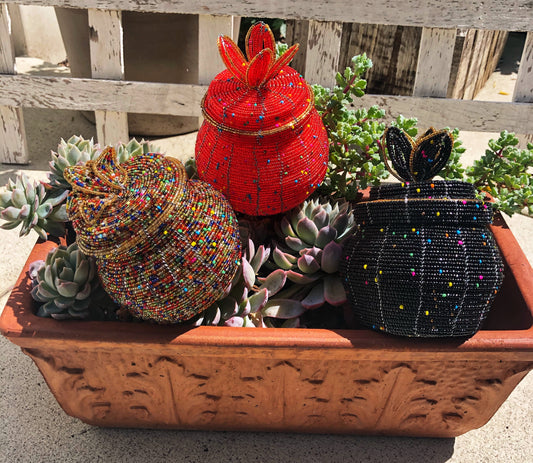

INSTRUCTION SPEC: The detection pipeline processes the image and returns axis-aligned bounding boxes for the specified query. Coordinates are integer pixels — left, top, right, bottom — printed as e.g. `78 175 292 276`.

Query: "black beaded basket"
341 128 505 337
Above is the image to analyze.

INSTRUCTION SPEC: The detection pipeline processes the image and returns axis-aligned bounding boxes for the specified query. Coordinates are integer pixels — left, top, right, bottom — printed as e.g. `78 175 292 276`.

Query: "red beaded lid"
195 22 329 216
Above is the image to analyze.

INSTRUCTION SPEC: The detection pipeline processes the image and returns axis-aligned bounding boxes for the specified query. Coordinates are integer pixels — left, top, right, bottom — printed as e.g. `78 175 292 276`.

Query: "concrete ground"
1 50 532 461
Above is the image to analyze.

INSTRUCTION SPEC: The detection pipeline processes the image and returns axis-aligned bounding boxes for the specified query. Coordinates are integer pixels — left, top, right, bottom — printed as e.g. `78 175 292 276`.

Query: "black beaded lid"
356 181 494 227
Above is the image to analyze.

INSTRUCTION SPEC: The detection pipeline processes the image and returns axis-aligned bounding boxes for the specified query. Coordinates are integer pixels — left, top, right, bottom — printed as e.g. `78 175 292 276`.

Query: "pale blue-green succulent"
48 135 100 190
0 173 68 239
30 243 109 319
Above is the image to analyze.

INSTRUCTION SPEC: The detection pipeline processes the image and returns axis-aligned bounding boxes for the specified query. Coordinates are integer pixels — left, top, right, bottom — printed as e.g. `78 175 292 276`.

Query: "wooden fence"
0 0 532 164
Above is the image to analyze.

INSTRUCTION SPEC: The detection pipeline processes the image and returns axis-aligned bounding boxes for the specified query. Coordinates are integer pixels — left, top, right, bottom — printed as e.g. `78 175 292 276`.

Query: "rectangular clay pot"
1 214 532 437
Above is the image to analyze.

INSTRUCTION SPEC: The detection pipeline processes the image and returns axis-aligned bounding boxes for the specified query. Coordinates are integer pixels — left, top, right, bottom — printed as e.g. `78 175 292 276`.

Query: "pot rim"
1 214 532 360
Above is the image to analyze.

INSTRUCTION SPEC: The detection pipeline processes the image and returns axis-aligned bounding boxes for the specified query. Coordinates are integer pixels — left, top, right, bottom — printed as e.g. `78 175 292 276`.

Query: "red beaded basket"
195 22 329 216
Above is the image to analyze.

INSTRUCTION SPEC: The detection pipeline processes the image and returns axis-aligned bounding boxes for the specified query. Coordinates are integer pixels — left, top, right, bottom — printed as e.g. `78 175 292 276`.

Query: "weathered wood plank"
513 32 533 103
0 75 531 133
94 109 130 143
359 94 533 133
198 15 234 126
198 15 233 85
88 8 128 145
0 75 206 115
462 30 489 100
304 20 342 87
413 27 456 97
0 4 15 73
0 4 28 164
339 23 422 96
285 19 309 75
0 105 27 164
88 8 123 78
2 0 532 31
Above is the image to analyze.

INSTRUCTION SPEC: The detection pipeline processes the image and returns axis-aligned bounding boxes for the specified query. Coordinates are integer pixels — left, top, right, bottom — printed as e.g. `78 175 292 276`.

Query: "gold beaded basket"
64 148 241 323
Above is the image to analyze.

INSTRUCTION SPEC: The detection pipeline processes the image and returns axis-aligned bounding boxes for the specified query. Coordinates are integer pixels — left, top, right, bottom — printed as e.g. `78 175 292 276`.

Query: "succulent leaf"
296 217 319 245
248 288 269 313
323 275 347 306
262 299 306 319
242 257 256 290
321 241 343 274
257 269 287 297
272 247 297 270
297 254 321 274
286 236 306 252
301 281 326 310
286 270 320 285
225 316 244 327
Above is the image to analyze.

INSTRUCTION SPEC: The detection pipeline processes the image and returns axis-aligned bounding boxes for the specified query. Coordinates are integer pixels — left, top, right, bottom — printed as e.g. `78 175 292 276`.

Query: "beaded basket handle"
218 22 299 88
381 127 454 182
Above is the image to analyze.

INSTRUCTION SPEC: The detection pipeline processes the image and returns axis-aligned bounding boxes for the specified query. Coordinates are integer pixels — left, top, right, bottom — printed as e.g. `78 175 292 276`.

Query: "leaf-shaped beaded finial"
381 127 454 182
218 22 299 88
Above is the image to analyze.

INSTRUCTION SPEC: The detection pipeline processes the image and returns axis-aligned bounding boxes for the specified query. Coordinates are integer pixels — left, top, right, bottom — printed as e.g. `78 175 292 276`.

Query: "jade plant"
312 53 531 218
466 131 533 217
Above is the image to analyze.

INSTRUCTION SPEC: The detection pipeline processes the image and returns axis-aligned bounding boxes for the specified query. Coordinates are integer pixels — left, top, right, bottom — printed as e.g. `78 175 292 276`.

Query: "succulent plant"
0 173 68 239
184 157 198 180
49 135 158 190
30 242 114 320
48 135 100 190
193 238 289 327
271 197 357 311
115 138 158 164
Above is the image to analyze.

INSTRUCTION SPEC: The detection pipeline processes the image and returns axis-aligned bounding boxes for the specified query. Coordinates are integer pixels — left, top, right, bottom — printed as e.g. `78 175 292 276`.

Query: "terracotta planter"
1 214 532 437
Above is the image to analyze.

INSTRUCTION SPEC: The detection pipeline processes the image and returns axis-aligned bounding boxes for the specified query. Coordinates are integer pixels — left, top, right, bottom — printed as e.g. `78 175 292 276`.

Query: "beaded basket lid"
195 22 329 216
355 127 494 226
64 148 241 323
202 25 312 134
65 148 188 256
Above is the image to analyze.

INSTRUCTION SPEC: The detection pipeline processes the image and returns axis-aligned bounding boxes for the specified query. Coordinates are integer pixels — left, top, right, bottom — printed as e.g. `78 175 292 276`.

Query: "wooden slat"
513 32 533 103
0 105 27 164
198 15 234 126
285 19 309 75
339 23 422 96
198 15 233 85
304 20 342 87
514 32 533 146
359 94 533 133
0 75 531 133
0 75 206 115
413 27 456 97
2 0 532 31
0 4 15 72
0 3 28 164
88 8 128 145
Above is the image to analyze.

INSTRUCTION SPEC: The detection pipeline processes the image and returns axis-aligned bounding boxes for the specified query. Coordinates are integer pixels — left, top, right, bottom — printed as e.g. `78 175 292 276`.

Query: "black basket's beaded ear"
381 126 453 182
411 129 453 181
382 127 415 181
